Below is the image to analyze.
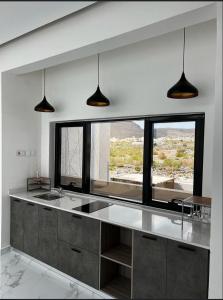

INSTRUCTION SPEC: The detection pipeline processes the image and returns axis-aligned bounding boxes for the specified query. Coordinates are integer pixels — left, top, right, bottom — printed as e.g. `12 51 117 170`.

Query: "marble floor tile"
0 250 108 299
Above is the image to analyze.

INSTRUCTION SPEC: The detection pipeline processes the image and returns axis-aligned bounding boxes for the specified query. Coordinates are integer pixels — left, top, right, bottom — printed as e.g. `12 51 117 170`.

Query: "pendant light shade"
34 95 55 112
87 85 110 106
86 54 110 107
167 72 198 99
34 69 55 112
167 28 198 99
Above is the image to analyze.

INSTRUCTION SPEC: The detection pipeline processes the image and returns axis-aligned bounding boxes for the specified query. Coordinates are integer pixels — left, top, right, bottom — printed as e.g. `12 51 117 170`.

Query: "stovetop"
72 200 113 213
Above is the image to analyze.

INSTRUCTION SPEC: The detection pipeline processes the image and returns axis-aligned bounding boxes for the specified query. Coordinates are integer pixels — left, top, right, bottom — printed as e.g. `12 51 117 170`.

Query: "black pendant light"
167 28 198 99
86 54 110 106
34 69 55 112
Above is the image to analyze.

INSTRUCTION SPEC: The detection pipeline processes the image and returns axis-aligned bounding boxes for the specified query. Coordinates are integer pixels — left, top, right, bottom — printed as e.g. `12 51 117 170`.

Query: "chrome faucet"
171 198 184 228
53 186 64 197
58 187 63 196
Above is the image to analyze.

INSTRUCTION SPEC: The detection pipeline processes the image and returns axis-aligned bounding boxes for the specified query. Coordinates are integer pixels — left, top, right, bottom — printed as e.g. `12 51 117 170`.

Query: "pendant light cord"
97 53 100 86
43 69 46 96
183 28 185 72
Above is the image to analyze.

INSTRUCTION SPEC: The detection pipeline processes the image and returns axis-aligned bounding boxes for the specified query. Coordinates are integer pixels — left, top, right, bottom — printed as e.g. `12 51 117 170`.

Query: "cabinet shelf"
102 275 131 299
101 244 132 267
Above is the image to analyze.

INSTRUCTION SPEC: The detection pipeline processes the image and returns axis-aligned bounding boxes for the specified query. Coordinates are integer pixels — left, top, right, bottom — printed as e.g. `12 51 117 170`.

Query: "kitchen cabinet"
133 231 167 299
166 240 209 299
58 210 100 254
58 240 99 289
10 197 209 299
23 201 39 259
38 206 58 268
133 231 209 299
10 198 24 251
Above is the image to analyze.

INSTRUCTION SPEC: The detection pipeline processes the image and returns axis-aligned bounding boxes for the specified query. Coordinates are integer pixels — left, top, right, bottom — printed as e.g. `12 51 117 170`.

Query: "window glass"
60 126 83 188
54 115 204 212
90 120 144 202
151 121 195 203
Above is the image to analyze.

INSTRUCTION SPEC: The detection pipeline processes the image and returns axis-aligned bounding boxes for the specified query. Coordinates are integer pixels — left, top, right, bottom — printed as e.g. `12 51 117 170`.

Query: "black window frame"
143 114 204 212
54 121 91 194
54 113 205 213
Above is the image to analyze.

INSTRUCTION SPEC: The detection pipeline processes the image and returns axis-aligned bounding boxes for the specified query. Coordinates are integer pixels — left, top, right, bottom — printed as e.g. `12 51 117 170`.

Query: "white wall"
41 20 216 200
209 2 223 299
1 72 41 248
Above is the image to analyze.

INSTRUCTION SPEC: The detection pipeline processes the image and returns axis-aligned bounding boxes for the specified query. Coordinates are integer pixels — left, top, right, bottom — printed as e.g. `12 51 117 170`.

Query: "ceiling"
0 1 96 45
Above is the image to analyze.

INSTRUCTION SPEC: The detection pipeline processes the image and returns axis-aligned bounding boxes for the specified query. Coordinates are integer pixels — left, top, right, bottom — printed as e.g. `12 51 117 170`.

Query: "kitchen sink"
34 192 63 201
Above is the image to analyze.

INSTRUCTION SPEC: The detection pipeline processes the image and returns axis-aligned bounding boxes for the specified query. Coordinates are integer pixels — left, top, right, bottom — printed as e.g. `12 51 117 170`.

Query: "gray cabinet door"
133 231 167 299
38 206 58 268
10 198 24 251
166 240 209 299
58 211 100 254
58 240 99 289
23 201 39 259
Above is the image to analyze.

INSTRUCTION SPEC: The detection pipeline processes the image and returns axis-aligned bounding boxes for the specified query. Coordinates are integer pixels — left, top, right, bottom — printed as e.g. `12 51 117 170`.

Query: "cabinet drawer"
133 231 167 299
166 240 209 299
58 241 99 289
58 211 100 254
10 198 24 251
38 206 58 268
23 201 39 259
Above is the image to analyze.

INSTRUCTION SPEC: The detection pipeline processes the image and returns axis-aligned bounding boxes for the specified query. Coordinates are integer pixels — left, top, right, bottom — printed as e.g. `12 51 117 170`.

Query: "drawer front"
38 206 58 268
10 198 24 251
133 231 167 299
58 241 99 289
166 240 209 299
23 201 39 259
58 211 100 254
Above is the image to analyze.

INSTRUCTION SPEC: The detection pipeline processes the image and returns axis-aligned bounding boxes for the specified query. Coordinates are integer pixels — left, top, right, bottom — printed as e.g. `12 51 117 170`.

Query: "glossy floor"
0 249 109 299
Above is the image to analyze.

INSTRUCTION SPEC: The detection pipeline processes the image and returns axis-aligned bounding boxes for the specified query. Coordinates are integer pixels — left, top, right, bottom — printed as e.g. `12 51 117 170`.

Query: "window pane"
152 121 195 203
60 126 83 188
91 120 144 202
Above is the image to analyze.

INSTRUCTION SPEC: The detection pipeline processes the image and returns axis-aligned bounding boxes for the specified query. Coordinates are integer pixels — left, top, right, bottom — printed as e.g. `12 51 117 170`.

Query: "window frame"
54 121 91 194
143 114 204 212
54 113 205 212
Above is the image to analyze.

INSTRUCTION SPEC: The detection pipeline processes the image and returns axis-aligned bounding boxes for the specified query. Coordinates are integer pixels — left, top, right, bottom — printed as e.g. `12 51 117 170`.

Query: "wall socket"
16 150 26 157
16 150 37 157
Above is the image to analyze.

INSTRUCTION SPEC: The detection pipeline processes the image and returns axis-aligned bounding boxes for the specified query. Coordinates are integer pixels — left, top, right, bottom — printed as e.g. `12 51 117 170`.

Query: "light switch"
26 151 31 157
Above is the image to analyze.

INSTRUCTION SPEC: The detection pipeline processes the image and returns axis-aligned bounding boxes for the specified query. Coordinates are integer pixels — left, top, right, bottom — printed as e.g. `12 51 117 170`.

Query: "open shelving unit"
101 243 131 267
100 222 133 299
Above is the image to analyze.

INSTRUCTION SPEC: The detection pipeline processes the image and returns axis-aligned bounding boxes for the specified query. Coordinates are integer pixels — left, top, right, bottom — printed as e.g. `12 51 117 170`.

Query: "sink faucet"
58 187 63 196
171 198 184 228
53 186 64 197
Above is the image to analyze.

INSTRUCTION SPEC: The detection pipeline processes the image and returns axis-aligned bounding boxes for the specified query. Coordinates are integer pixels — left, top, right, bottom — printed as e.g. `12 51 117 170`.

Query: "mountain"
110 120 194 139
154 128 194 138
110 121 143 138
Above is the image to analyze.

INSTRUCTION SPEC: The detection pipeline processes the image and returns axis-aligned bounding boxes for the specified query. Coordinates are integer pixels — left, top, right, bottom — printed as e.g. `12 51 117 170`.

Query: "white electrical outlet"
16 150 26 157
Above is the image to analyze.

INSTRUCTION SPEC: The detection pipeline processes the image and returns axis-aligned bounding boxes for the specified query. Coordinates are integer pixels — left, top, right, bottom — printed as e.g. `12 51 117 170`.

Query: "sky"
133 120 195 129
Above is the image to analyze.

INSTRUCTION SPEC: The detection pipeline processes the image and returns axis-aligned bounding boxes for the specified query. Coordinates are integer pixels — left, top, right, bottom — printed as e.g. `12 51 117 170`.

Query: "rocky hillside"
110 120 194 139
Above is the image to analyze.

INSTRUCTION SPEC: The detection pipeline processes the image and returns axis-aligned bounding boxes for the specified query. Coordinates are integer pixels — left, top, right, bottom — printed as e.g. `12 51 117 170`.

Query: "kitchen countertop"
9 189 210 250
